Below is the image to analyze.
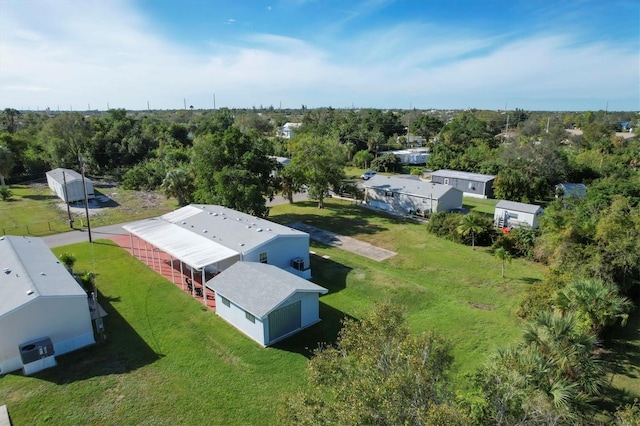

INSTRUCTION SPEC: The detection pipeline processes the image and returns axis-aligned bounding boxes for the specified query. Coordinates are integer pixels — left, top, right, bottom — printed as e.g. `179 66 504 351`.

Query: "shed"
378 149 429 165
362 175 462 216
494 200 544 229
46 168 95 203
555 183 587 199
430 169 496 199
0 236 95 375
207 262 327 346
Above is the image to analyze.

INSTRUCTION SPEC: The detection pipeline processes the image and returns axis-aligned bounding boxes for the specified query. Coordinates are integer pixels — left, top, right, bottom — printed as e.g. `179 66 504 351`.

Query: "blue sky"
1 0 638 111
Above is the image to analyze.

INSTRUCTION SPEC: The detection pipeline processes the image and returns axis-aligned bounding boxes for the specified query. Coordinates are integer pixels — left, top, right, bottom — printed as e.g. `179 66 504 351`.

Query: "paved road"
42 193 310 248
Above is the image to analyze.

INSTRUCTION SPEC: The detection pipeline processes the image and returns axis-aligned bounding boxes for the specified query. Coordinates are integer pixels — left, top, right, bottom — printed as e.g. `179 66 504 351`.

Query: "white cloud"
0 1 637 111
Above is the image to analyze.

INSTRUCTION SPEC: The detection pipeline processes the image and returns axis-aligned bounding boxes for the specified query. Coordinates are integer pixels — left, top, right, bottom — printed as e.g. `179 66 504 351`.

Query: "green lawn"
1 199 634 424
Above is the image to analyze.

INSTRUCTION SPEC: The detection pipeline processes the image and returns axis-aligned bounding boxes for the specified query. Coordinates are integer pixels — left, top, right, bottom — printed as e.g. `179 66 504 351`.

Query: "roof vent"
26 289 34 296
223 217 227 220
246 225 251 229
0 236 4 240
239 243 245 247
40 272 46 276
182 221 187 225
266 228 271 231
3 268 10 274
212 212 218 216
236 218 241 221
256 228 263 232
203 230 208 233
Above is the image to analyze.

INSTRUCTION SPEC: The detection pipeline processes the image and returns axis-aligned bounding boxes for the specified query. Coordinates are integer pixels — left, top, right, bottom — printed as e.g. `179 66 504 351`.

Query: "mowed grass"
0 183 177 236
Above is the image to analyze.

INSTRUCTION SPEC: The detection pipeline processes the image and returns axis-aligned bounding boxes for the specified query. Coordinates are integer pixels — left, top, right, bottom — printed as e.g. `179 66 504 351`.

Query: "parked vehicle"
361 171 377 180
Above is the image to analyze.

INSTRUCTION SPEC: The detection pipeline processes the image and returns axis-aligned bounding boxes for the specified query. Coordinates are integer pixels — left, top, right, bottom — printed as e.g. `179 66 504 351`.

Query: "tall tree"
192 127 276 217
161 168 194 206
39 113 91 168
0 145 15 186
281 303 465 425
286 134 346 209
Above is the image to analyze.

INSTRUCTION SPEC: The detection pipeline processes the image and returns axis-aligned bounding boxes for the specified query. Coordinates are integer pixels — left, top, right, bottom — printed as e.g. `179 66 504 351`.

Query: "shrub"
0 186 13 201
492 228 537 259
427 212 464 243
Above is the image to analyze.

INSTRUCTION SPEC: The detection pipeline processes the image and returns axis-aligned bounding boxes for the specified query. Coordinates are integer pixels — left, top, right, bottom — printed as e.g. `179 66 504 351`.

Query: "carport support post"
180 261 185 290
170 256 175 284
202 268 206 303
190 268 195 296
129 233 134 256
157 247 162 276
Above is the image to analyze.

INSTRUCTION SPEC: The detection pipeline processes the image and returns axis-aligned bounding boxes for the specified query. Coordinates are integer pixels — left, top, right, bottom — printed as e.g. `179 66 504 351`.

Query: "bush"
492 228 537 259
121 159 165 190
427 212 464 243
0 186 13 201
410 167 423 176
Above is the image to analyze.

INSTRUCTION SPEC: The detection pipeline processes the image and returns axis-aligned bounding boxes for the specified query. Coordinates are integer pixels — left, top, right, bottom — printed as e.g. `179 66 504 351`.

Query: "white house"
277 122 302 139
555 183 587 199
430 169 496 199
122 204 312 292
494 200 544 229
0 236 95 375
362 175 463 216
46 168 95 203
207 262 328 346
378 149 429 165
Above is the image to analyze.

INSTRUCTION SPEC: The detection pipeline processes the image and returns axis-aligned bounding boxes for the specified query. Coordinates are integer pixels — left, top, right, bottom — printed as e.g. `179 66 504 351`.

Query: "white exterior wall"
494 208 540 229
46 173 94 203
0 297 95 374
214 293 267 345
244 236 311 279
263 292 321 346
365 188 462 215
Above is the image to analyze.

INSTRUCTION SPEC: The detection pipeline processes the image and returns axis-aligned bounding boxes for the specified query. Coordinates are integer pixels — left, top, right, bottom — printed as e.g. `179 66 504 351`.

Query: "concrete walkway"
289 222 396 262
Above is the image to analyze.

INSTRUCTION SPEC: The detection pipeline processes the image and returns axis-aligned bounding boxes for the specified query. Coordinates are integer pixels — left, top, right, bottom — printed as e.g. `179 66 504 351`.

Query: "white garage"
0 236 95 375
46 168 95 203
207 262 328 346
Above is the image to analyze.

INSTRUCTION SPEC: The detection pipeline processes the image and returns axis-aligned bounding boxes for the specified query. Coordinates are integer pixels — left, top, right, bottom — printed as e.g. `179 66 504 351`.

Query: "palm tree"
161 168 194 206
457 213 486 249
59 252 76 274
494 247 512 278
557 278 633 335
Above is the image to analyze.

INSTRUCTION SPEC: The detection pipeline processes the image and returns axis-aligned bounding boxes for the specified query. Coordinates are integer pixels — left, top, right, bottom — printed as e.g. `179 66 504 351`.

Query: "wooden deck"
110 234 216 311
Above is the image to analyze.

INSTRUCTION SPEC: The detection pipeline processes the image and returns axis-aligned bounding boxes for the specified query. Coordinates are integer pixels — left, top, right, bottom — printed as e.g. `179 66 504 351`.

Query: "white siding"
244 236 310 276
364 188 462 214
46 173 94 203
214 293 267 345
0 297 95 374
494 208 541 229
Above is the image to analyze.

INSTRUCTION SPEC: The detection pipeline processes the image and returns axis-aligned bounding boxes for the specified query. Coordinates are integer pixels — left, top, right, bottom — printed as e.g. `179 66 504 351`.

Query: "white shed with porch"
46 168 95 203
207 262 328 346
494 200 544 229
0 236 95 375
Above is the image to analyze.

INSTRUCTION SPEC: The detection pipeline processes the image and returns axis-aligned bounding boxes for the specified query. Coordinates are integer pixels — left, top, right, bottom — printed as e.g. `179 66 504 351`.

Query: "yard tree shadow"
25 288 162 384
309 249 352 294
270 199 416 237
20 194 57 201
272 302 355 359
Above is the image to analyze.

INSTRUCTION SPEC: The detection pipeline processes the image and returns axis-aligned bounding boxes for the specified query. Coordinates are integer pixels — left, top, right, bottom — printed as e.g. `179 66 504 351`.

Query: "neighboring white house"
277 122 302 139
0 236 95 375
494 200 544 229
122 204 312 289
429 169 496 199
46 168 95 203
362 175 463 216
378 149 430 165
207 262 328 346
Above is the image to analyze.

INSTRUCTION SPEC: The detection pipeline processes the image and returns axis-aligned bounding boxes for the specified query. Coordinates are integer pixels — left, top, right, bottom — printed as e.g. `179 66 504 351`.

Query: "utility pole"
504 103 509 143
213 93 216 110
78 157 92 243
184 98 187 110
147 101 150 112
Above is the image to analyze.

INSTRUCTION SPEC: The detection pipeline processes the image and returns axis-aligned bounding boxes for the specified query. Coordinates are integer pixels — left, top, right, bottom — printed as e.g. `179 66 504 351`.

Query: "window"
384 190 394 197
443 178 449 185
509 213 519 219
221 296 230 307
245 311 255 323
468 182 475 190
259 252 268 264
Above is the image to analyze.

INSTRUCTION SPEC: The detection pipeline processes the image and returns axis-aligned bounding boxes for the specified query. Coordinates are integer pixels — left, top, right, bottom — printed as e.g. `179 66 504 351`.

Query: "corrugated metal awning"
123 218 240 269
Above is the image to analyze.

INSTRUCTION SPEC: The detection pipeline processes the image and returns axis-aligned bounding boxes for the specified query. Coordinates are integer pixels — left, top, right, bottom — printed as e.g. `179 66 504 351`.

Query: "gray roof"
206 262 327 319
0 236 87 318
495 200 543 214
123 205 308 269
362 175 460 200
431 169 496 183
46 168 87 184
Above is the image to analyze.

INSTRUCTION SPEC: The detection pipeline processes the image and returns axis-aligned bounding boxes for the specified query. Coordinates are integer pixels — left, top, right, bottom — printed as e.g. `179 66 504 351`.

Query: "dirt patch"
468 302 495 311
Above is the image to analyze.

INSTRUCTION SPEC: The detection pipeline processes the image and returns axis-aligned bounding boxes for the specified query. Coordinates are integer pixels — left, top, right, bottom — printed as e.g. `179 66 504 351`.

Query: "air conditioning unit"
291 258 305 271
19 337 55 364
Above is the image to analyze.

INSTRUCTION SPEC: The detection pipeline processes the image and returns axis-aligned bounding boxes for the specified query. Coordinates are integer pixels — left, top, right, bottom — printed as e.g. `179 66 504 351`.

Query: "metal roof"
0 236 87 318
122 205 308 270
495 200 543 214
46 168 87 184
362 175 460 199
431 169 496 183
206 262 327 319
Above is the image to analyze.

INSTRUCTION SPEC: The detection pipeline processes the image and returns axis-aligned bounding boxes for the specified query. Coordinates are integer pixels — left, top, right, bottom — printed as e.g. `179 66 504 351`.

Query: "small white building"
46 168 95 203
277 122 302 139
207 262 327 346
555 183 587 199
362 175 463 216
494 200 544 229
0 236 95 375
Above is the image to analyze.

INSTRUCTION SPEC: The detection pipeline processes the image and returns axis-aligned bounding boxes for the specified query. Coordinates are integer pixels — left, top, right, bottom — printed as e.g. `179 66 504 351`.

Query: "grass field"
0 182 177 236
0 197 636 424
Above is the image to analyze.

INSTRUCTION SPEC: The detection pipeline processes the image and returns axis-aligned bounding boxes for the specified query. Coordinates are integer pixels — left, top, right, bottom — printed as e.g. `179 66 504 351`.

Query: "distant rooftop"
362 175 459 199
431 169 496 182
